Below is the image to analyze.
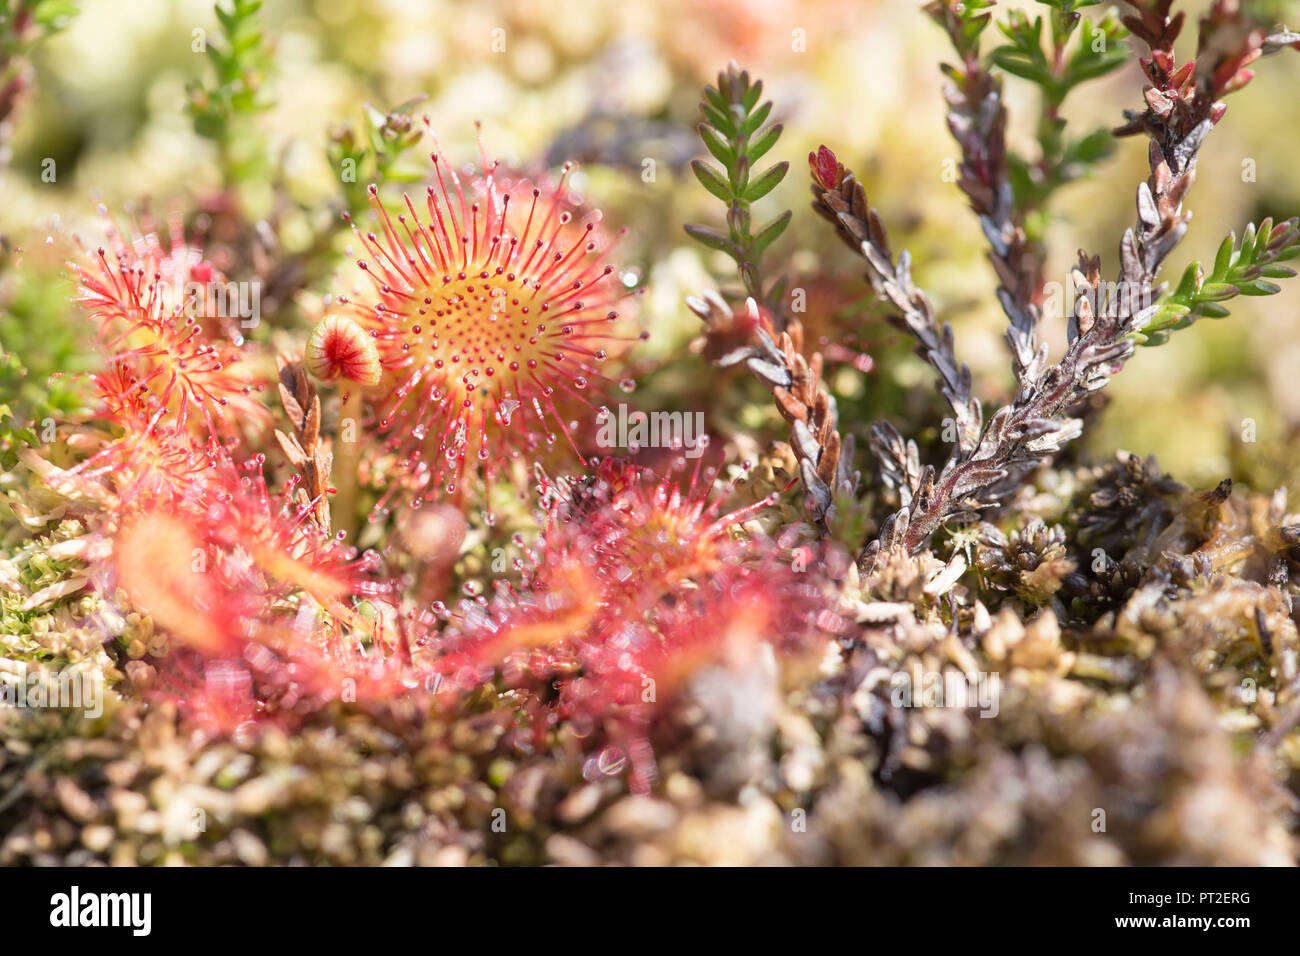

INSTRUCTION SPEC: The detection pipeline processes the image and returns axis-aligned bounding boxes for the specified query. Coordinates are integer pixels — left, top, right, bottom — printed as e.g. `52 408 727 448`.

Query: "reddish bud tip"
810 146 840 191
306 314 383 386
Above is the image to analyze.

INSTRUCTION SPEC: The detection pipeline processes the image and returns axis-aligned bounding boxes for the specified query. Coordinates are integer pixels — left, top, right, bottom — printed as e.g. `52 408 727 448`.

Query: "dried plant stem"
808 1 1293 566
686 292 858 531
274 357 333 534
809 127 1175 564
811 149 982 462
333 387 363 542
938 50 1046 390
865 88 1208 561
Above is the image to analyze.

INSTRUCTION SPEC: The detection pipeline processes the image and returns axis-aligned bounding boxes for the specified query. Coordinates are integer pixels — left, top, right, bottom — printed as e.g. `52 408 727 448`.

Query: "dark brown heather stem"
810 148 983 464
932 26 1047 393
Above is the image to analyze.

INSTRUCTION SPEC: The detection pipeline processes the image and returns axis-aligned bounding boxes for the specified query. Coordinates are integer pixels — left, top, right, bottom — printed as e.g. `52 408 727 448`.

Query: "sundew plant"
2 0 1300 872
